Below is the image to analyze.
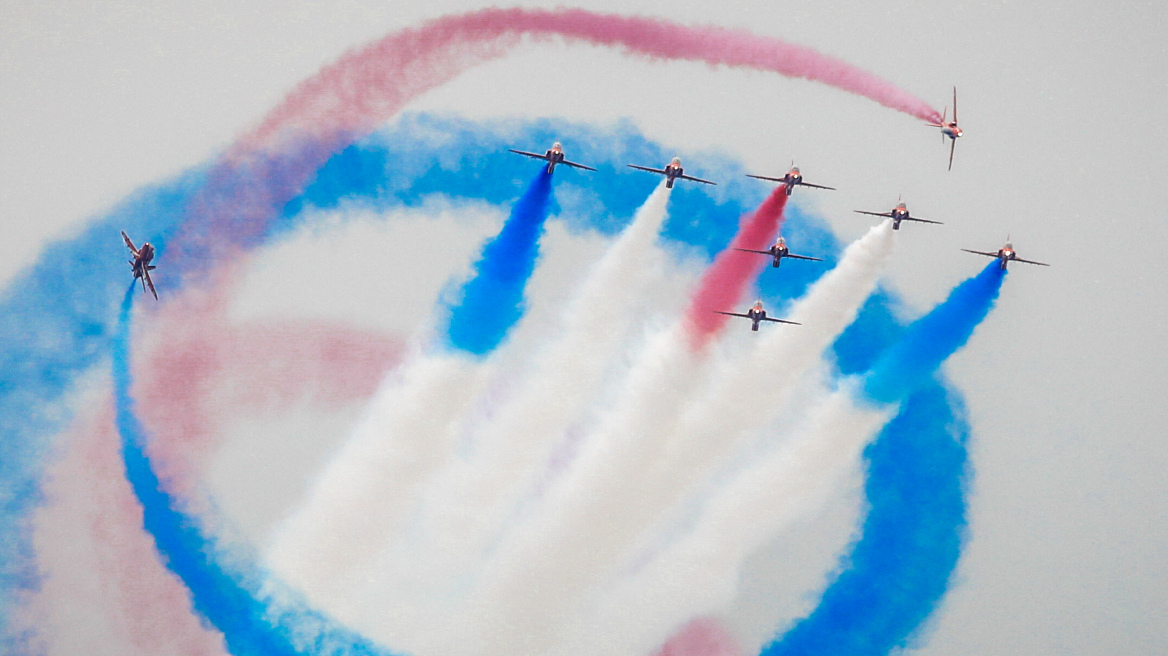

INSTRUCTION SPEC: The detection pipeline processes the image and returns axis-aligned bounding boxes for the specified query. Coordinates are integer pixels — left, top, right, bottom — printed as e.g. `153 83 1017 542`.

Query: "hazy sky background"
3 1 1167 654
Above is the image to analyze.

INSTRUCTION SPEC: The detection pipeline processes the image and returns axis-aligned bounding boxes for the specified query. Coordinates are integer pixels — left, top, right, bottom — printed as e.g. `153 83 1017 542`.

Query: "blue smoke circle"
0 113 969 655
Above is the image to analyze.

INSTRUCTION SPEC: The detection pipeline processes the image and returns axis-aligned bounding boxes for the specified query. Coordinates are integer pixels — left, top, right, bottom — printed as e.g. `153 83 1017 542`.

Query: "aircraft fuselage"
664 164 683 188
543 149 566 174
781 172 802 195
768 245 790 267
746 308 767 331
132 243 155 279
996 249 1016 269
891 208 909 230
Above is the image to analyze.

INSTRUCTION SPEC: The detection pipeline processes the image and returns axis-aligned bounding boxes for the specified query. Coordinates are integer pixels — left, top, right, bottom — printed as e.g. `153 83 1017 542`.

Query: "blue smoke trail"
0 174 203 652
764 385 971 656
445 168 553 355
764 261 1005 656
1 114 977 654
112 284 392 656
862 261 1006 405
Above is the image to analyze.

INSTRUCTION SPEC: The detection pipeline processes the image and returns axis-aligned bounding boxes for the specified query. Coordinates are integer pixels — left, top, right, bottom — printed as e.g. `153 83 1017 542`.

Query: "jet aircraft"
121 231 158 300
962 238 1049 270
735 236 824 268
627 157 716 188
715 300 799 331
854 197 942 231
746 162 835 196
925 87 964 170
509 142 596 175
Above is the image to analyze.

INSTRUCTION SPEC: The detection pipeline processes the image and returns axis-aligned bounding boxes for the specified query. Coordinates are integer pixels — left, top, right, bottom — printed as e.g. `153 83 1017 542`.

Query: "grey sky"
3 1 1167 653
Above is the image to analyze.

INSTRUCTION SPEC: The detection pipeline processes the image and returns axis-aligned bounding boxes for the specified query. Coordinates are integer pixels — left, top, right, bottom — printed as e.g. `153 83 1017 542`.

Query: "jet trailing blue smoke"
0 174 202 650
861 261 1006 406
445 168 553 355
112 284 393 656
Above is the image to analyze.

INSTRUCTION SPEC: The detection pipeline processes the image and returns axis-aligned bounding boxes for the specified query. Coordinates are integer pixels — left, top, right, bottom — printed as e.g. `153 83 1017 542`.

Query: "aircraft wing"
786 253 824 262
948 139 956 171
961 249 1000 258
745 174 786 183
854 210 893 218
561 159 598 172
1014 257 1050 267
761 316 801 325
713 311 752 319
799 181 836 191
679 174 717 185
627 164 668 175
142 268 158 300
905 216 943 225
508 149 547 161
121 231 138 256
733 248 774 256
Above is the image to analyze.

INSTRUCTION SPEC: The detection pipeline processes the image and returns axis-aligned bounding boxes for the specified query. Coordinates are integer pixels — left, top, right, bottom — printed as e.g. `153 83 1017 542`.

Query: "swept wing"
961 249 1001 258
1014 256 1050 267
121 230 139 257
142 268 158 300
678 173 716 185
784 253 824 262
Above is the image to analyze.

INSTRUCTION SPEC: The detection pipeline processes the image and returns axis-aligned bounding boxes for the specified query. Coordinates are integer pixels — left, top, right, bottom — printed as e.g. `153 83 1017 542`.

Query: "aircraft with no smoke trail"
714 300 800 332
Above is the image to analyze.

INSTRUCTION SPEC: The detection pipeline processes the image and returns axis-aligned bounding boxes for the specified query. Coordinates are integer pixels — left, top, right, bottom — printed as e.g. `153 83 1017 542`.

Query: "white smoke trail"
624 219 896 537
264 351 490 608
353 183 674 606
547 219 894 656
459 219 892 656
446 322 710 656
574 387 893 656
440 222 893 656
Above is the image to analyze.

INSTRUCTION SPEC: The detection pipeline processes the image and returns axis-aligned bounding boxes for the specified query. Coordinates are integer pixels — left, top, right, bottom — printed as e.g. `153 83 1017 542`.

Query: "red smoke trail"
249 8 940 148
132 278 403 493
654 618 744 656
28 406 228 656
170 7 938 273
22 305 402 653
682 187 789 351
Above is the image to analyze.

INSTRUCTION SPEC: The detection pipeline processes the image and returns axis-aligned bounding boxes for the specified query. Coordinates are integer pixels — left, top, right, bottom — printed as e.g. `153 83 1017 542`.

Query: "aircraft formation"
122 87 1046 331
